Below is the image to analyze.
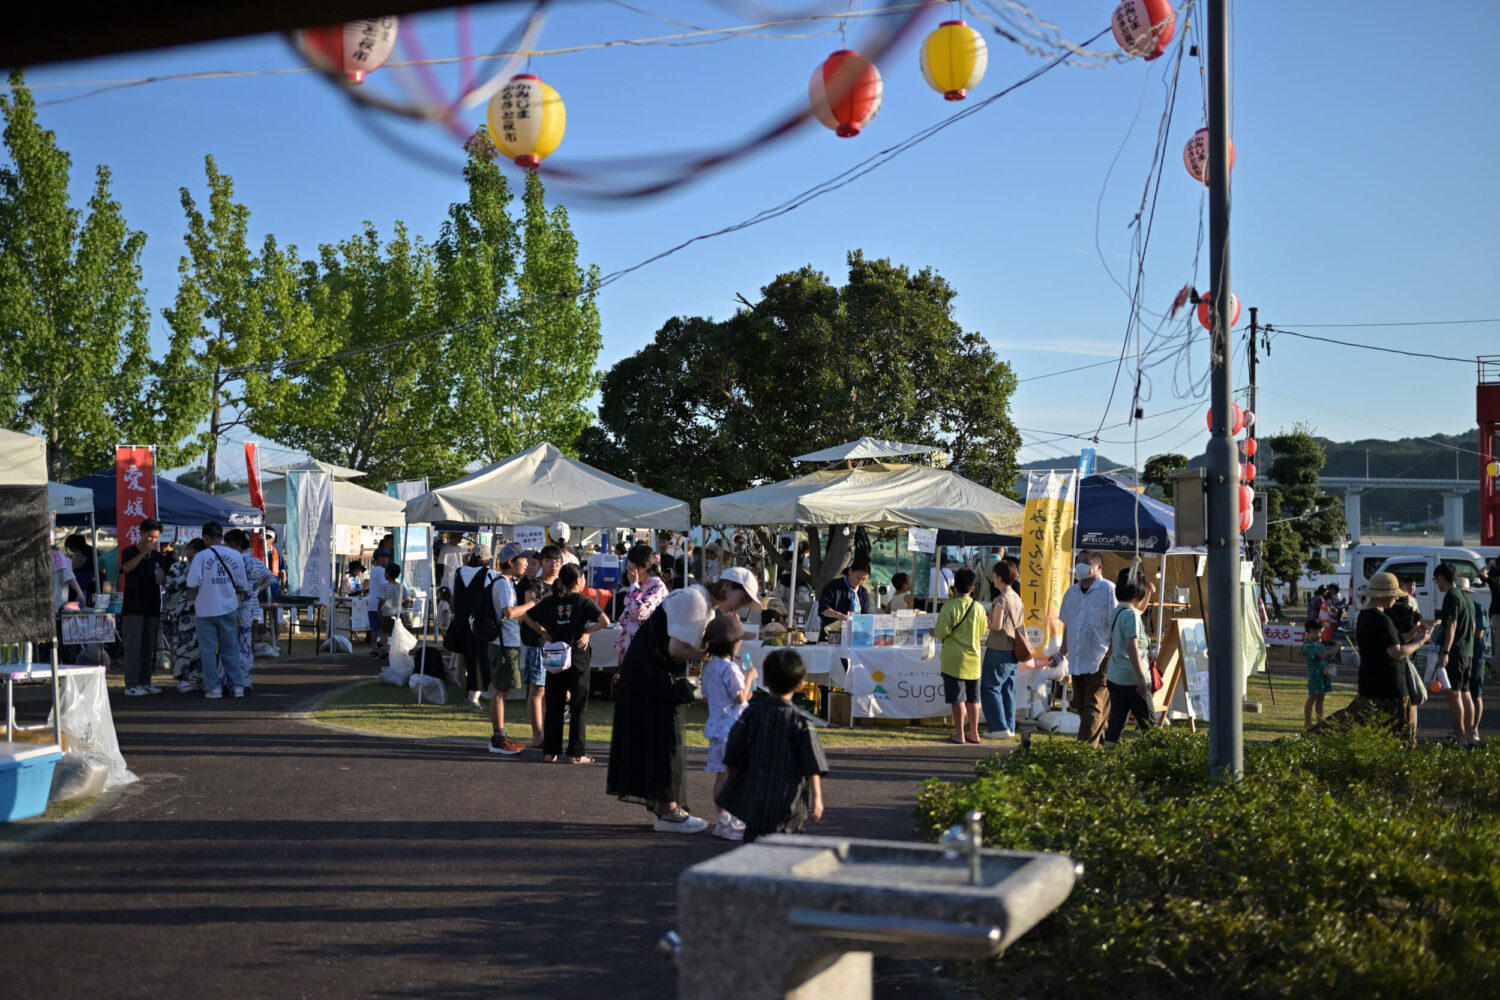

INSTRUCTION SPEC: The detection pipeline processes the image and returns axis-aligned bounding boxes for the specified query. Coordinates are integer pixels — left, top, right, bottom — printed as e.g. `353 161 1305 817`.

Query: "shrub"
915 726 1500 998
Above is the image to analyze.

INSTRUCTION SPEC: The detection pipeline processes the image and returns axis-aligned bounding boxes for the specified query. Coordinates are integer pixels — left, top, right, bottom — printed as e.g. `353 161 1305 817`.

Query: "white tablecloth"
845 646 948 719
741 641 848 684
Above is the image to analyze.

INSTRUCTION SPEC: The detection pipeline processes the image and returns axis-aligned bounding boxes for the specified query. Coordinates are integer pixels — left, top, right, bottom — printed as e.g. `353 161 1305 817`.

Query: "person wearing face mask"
1056 550 1115 747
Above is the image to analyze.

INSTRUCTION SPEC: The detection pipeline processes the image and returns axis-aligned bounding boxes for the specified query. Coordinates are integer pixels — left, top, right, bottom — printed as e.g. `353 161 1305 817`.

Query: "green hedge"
916 727 1500 997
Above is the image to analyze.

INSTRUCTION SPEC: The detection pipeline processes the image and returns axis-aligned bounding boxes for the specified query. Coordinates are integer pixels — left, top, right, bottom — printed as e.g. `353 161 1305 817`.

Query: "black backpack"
471 571 505 646
443 567 491 652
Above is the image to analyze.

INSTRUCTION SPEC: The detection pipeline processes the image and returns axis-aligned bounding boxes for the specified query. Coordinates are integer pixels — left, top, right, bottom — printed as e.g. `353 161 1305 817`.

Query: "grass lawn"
308 675 1348 749
1 794 101 841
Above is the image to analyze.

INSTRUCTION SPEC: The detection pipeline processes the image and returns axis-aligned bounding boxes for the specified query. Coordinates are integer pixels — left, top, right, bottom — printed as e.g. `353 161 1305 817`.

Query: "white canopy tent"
47 481 94 515
225 477 406 527
0 427 47 486
793 437 939 464
701 461 1023 535
404 442 691 530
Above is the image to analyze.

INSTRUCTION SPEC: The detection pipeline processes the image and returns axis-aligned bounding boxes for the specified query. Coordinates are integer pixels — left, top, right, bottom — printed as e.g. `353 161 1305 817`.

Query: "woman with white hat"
551 522 580 566
608 566 761 834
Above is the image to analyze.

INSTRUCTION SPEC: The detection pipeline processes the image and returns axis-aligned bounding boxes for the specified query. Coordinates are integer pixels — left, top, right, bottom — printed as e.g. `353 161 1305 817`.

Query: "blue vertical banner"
1077 448 1096 477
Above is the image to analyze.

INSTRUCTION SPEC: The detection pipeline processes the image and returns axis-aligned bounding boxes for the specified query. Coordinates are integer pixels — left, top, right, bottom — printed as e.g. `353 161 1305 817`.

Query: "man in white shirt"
1056 550 1116 747
437 532 465 590
186 521 251 699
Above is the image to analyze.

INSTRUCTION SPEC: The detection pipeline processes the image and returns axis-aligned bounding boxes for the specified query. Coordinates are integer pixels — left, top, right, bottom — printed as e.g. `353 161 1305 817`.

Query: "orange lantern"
1239 484 1255 513
810 51 883 137
1206 402 1245 435
1197 290 1242 331
1112 0 1175 61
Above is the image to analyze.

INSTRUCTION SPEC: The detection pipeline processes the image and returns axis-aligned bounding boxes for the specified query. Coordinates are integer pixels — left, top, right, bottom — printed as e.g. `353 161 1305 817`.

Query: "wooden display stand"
1153 618 1203 731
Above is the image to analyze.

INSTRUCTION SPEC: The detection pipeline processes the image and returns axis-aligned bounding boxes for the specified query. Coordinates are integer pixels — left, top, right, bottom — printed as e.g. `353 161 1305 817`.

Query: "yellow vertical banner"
1021 471 1078 652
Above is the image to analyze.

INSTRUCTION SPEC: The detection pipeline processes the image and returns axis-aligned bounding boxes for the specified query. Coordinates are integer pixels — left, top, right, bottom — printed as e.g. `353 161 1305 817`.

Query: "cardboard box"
828 691 852 727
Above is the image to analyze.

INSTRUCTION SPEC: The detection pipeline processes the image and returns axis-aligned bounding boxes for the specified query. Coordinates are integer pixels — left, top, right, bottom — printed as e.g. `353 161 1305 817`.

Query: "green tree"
1263 423 1344 601
260 221 462 484
0 70 153 480
160 155 316 491
175 467 239 495
583 251 1021 588
1143 453 1190 500
440 132 601 463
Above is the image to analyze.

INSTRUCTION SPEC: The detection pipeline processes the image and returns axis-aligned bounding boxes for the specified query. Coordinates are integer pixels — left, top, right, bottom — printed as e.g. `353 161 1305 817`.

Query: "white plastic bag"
389 618 417 672
409 671 447 704
253 642 281 658
321 635 353 654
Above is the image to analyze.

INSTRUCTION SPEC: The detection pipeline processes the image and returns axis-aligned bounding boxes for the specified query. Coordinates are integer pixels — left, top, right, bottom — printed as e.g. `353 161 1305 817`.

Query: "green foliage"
0 71 153 480
1264 423 1344 597
584 250 1021 504
159 155 317 488
916 726 1500 998
1143 452 1190 501
174 467 239 495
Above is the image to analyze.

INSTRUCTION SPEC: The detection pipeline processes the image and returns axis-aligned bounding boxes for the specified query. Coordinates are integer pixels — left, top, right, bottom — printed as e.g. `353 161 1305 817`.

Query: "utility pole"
1247 305 1260 575
1206 0 1243 779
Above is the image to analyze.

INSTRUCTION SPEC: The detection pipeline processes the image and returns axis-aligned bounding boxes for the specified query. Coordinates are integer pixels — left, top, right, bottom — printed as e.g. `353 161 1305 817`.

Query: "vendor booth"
58 468 263 531
701 447 1025 722
224 475 406 527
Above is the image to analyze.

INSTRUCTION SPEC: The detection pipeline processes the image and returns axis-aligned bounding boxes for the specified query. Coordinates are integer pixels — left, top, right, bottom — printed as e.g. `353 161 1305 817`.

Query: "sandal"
948 735 967 745
541 754 558 763
570 755 595 765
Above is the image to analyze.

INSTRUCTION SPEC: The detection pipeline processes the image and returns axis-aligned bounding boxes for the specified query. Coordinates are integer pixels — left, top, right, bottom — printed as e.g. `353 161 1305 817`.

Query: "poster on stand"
399 525 432 596
1020 471 1077 651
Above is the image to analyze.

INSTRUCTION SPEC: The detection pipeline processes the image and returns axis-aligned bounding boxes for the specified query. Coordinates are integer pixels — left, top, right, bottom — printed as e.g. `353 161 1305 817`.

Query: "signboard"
398 525 432 597
1020 471 1078 650
847 650 949 719
905 528 937 555
114 446 157 550
286 471 334 606
1262 622 1306 647
334 523 353 555
514 525 547 551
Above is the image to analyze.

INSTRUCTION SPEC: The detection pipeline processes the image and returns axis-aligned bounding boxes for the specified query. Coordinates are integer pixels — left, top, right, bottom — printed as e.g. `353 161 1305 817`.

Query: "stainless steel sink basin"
789 842 1028 889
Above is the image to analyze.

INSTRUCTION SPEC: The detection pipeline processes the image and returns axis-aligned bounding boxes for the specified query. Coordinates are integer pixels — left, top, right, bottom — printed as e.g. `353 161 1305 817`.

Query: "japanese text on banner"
114 446 157 549
244 442 266 560
1020 471 1077 650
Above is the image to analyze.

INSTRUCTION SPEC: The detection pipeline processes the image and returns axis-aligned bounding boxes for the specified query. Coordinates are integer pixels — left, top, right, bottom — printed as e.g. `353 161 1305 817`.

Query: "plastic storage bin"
0 743 62 821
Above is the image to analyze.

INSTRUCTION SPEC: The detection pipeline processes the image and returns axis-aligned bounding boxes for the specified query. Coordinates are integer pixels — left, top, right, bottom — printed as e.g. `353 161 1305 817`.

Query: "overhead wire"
1265 326 1475 365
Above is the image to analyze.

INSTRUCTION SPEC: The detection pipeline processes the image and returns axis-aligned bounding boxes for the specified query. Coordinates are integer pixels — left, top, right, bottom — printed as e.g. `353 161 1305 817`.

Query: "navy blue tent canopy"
1074 473 1178 554
56 469 264 528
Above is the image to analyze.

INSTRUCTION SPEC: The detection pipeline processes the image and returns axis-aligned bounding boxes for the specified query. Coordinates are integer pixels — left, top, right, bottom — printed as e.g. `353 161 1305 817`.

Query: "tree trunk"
811 528 854 593
205 367 221 495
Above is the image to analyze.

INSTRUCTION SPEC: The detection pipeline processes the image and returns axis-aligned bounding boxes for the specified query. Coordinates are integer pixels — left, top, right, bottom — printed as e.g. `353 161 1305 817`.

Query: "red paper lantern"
1112 0 1176 61
1244 438 1258 457
1183 127 1236 185
1197 290 1242 331
1242 460 1257 482
1205 402 1245 435
1243 409 1256 429
1240 508 1253 533
810 50 883 137
1239 484 1254 513
298 17 398 84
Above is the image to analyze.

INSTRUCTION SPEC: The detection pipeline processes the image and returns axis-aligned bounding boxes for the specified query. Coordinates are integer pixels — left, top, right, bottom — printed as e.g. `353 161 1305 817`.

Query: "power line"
1267 317 1500 329
1266 325 1474 365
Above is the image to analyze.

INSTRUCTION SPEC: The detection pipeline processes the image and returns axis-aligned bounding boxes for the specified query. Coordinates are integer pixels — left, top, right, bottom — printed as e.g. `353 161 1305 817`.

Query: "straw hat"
1365 572 1402 599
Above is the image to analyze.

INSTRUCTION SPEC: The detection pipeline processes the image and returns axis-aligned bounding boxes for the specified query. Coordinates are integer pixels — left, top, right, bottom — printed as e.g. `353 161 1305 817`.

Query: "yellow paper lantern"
1488 460 1499 477
919 20 988 101
487 75 566 169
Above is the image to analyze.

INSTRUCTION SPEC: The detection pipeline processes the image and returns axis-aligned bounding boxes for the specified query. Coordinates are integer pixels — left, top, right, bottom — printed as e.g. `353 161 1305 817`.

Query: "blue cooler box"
0 743 62 822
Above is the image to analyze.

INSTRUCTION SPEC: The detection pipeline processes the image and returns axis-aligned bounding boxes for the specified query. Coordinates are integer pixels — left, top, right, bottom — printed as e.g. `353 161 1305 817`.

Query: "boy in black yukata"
715 649 828 843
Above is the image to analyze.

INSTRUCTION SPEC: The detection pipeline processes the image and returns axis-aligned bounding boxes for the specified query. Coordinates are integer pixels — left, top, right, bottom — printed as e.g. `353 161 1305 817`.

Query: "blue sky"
18 0 1500 481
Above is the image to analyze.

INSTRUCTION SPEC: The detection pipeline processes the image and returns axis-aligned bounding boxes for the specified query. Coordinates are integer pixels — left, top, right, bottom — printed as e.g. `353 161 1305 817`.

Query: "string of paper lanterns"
298 17 398 85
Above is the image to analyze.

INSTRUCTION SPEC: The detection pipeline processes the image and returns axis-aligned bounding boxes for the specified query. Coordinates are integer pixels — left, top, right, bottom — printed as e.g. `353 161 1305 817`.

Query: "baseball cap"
705 613 747 646
719 566 761 607
470 544 492 563
497 541 524 565
551 521 571 542
518 548 540 561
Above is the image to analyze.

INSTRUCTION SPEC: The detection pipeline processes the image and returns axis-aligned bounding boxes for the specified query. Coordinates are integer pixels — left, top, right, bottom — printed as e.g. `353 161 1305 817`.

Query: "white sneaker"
177 680 196 693
231 686 246 698
204 688 223 699
144 685 163 695
984 729 1014 740
123 686 147 697
653 809 709 834
711 819 744 841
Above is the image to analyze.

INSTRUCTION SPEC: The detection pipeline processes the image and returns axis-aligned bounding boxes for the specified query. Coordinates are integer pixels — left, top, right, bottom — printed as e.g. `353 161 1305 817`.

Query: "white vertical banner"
287 471 334 606
398 525 432 597
386 479 428 502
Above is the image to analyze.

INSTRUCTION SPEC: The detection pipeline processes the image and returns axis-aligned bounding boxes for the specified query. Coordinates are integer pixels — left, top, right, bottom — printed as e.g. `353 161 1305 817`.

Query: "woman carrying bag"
980 561 1026 740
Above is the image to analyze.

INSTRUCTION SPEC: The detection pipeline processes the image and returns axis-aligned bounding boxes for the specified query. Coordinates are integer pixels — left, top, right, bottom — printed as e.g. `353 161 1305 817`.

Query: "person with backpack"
447 545 525 755
489 543 537 752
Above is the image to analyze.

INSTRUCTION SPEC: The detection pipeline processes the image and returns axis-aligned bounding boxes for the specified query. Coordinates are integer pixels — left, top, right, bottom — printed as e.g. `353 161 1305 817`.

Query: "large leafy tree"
1143 453 1190 500
441 132 601 463
583 251 1021 587
1263 423 1344 601
160 155 315 490
0 71 153 480
258 221 463 484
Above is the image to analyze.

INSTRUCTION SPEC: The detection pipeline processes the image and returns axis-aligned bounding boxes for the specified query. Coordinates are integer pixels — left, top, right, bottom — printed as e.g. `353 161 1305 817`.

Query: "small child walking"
701 614 758 841
1302 617 1338 729
716 649 828 843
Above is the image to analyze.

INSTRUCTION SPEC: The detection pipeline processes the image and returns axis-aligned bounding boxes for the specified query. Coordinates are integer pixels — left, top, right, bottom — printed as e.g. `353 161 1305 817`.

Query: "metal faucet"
939 809 984 886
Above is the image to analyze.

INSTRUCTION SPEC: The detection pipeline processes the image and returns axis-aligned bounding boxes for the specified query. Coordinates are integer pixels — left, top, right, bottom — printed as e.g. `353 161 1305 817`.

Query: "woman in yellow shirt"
935 567 987 744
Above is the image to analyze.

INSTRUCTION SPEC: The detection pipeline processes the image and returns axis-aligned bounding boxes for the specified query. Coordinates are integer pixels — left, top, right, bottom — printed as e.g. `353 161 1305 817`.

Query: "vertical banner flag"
1020 471 1078 652
286 471 334 606
244 442 266 560
115 446 158 550
397 525 433 598
1077 447 1096 477
385 480 428 502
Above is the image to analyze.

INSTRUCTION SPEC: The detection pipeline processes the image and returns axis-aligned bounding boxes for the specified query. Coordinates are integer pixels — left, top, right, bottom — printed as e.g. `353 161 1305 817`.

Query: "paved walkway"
0 652 993 999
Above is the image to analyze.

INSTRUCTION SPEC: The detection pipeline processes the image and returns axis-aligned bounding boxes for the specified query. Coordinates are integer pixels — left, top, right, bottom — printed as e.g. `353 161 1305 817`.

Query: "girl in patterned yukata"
225 530 276 692
1302 616 1339 729
163 538 205 692
614 544 669 670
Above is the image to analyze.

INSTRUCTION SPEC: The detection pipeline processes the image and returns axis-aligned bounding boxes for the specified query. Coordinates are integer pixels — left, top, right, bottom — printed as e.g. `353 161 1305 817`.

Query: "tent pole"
90 512 100 598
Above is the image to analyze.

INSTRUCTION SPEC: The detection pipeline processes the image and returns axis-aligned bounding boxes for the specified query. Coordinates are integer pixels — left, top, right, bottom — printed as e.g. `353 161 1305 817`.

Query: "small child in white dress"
702 613 756 841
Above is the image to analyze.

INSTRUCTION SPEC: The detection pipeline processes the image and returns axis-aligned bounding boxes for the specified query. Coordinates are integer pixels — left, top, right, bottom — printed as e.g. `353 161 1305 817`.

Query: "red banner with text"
115 446 158 550
245 442 267 560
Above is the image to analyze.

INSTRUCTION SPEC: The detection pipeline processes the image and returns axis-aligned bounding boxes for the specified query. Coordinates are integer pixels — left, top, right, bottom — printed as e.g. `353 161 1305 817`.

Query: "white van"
1348 544 1487 619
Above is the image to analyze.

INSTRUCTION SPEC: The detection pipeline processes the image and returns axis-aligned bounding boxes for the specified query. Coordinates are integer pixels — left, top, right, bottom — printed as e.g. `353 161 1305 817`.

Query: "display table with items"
2 661 135 791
